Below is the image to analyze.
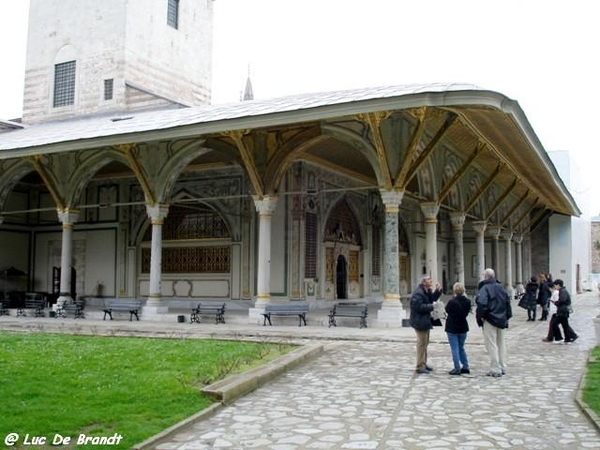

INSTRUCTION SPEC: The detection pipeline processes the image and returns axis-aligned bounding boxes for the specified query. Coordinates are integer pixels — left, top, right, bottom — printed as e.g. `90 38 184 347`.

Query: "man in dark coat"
410 275 442 374
476 268 512 377
551 279 578 343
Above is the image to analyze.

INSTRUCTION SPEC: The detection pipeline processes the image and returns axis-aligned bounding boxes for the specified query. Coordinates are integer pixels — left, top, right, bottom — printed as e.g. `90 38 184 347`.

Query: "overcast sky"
1 0 598 215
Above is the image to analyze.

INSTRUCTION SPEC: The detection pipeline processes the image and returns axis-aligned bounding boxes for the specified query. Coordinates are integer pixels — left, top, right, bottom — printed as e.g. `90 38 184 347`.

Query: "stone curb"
202 342 325 404
575 354 600 432
132 342 325 449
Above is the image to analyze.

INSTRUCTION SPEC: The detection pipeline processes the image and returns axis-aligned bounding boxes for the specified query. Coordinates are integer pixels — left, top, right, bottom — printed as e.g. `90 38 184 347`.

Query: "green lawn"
0 331 293 449
583 346 600 420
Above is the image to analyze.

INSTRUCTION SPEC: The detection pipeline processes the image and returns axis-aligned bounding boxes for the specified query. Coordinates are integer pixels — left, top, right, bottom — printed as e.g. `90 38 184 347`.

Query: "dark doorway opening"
336 255 347 299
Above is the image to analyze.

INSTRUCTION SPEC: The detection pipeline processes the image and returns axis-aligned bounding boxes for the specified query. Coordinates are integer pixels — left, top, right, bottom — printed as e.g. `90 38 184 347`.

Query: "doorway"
336 255 347 299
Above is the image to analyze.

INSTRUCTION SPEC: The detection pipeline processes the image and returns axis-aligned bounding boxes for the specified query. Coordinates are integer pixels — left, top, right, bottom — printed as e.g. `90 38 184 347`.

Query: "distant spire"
242 64 254 101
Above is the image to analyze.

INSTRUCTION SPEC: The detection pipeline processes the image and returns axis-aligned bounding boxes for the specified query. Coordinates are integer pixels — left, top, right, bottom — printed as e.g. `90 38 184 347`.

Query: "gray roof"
0 82 485 155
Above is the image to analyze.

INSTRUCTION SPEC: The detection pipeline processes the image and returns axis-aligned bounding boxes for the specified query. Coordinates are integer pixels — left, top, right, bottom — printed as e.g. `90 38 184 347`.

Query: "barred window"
143 205 230 241
167 0 179 29
104 78 114 100
53 61 76 107
141 204 231 274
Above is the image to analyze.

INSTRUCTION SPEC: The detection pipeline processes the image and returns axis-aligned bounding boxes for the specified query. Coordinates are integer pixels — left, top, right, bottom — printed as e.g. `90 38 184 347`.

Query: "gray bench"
328 302 368 328
56 299 85 319
262 303 308 327
190 302 226 324
103 299 143 321
0 298 9 316
17 299 46 317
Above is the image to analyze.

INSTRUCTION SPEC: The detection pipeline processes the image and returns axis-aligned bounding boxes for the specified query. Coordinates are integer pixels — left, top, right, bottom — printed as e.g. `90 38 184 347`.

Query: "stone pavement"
142 292 600 450
1 293 600 449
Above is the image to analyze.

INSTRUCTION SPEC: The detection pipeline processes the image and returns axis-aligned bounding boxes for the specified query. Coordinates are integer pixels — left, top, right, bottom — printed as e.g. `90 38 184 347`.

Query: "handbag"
431 318 443 327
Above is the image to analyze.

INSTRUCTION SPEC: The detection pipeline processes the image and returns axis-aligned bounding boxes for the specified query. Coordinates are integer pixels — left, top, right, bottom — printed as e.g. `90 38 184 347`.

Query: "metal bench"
103 299 143 321
328 302 368 328
262 303 308 327
16 299 46 317
190 302 226 324
56 299 85 319
0 298 9 316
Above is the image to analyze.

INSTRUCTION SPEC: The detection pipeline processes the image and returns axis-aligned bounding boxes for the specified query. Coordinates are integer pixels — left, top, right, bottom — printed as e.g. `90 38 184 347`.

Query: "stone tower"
22 0 214 124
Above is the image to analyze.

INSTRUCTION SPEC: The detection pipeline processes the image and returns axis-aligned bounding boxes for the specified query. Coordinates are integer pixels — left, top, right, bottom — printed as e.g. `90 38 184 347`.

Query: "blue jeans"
447 332 469 370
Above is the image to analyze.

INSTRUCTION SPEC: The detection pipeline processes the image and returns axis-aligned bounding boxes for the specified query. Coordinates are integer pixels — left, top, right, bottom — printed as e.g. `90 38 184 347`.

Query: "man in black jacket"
410 275 442 374
476 268 512 377
551 279 578 343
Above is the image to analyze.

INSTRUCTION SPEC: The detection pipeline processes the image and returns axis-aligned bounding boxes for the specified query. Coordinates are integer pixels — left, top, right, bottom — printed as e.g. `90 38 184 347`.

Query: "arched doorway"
323 198 362 300
336 255 347 299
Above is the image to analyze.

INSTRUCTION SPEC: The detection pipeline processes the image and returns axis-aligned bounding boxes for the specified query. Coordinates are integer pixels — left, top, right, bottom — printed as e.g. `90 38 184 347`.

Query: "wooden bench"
328 302 368 328
56 299 85 319
16 299 46 317
190 302 226 324
103 299 143 321
262 303 308 327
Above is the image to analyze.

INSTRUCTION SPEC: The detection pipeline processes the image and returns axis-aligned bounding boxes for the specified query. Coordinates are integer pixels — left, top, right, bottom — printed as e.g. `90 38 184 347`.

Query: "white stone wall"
124 0 213 107
33 229 117 297
23 0 213 123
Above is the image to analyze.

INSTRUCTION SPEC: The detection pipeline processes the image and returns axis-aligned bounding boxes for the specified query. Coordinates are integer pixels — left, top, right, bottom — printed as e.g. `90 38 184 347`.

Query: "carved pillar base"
142 305 169 319
377 301 403 328
248 307 267 325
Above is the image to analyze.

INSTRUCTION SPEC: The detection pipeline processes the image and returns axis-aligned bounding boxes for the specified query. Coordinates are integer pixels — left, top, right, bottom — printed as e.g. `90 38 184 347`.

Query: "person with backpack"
475 268 513 377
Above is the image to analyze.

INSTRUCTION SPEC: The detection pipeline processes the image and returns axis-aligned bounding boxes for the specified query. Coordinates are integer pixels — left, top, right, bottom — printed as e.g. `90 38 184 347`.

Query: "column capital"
253 195 278 215
472 220 487 234
379 189 404 213
501 230 514 241
57 209 79 226
146 204 170 224
449 211 466 229
486 225 501 238
513 233 523 244
420 202 440 221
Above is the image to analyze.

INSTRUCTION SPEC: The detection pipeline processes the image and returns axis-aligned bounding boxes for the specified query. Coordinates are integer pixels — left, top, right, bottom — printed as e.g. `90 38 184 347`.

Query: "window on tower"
104 79 114 100
167 0 179 29
53 60 76 107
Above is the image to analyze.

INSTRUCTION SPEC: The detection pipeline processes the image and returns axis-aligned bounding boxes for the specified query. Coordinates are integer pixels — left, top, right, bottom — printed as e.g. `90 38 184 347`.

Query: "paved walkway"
2 292 600 449
150 293 600 450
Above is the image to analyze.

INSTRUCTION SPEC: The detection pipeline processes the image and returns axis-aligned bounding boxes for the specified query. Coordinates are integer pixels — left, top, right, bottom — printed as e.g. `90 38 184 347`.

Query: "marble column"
487 225 501 277
377 189 404 327
249 196 278 322
144 204 169 315
449 212 466 286
513 234 523 285
421 202 440 284
56 209 79 307
502 230 514 296
472 221 487 283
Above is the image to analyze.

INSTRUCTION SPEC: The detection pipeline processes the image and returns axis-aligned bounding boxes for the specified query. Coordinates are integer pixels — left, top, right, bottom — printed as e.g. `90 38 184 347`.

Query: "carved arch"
0 159 37 211
321 194 365 247
320 124 386 185
154 139 209 202
65 147 130 207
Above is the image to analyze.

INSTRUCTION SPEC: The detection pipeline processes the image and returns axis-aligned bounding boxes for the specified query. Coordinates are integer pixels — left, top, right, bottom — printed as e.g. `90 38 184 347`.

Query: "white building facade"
0 0 581 325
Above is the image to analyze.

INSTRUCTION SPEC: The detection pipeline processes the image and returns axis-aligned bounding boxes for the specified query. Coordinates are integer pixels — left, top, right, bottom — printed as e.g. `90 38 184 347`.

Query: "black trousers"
539 300 549 320
545 314 563 341
548 314 577 341
554 315 577 341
